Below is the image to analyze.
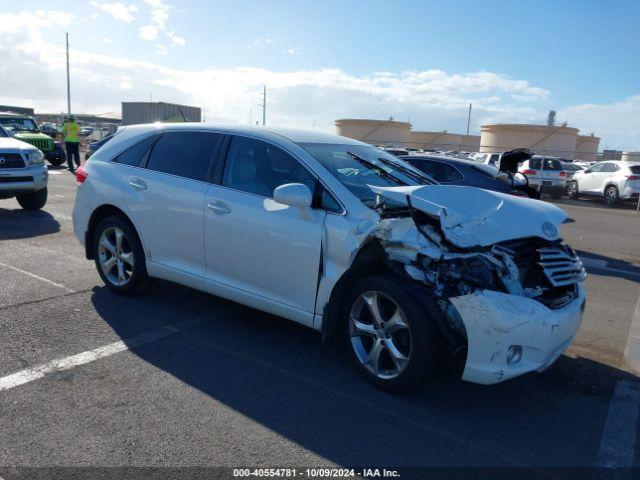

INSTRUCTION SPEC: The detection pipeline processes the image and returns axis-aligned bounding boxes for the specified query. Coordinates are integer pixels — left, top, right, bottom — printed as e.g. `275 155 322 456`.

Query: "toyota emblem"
541 222 558 238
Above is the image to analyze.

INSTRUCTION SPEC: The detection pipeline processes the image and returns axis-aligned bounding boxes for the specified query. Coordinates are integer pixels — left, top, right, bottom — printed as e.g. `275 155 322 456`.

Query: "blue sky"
1 0 639 148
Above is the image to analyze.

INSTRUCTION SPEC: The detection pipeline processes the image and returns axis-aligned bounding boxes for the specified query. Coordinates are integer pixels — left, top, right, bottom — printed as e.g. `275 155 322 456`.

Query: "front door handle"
207 201 231 215
128 178 147 191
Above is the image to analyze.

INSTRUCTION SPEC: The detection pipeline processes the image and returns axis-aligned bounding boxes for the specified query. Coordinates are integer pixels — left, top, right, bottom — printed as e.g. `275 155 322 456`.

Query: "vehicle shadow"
90 282 640 472
578 249 640 283
0 207 60 240
552 196 639 212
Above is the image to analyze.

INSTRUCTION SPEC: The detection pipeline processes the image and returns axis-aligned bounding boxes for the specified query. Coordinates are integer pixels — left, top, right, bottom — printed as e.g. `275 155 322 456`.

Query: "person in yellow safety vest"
62 115 80 174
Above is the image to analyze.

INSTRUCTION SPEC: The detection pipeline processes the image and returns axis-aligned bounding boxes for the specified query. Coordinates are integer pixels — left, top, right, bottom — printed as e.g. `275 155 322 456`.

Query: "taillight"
521 169 537 175
559 171 567 177
76 164 88 184
627 175 640 181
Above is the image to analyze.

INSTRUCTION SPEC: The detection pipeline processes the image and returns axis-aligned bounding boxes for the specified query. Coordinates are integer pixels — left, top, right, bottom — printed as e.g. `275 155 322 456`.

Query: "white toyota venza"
73 124 586 390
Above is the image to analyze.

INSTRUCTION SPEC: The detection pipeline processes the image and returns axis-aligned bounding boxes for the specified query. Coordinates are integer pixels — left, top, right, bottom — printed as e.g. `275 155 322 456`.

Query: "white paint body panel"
450 284 585 384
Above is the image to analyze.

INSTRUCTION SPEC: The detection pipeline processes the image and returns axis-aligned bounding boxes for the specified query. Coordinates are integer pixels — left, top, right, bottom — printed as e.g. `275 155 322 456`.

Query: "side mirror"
273 183 313 208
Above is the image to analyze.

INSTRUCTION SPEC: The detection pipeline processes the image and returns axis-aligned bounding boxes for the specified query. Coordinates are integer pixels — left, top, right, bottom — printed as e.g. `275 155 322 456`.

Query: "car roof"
400 154 485 169
117 123 365 146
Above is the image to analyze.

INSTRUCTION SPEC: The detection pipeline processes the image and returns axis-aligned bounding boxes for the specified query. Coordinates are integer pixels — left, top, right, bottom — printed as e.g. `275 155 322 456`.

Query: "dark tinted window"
630 166 640 174
113 135 158 166
147 131 220 181
601 163 619 172
543 159 562 170
410 159 462 183
223 136 316 197
529 158 542 169
317 185 342 213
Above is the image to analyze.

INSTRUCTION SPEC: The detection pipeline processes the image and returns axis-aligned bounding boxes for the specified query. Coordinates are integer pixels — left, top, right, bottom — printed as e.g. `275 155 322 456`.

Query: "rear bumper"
0 165 48 194
450 284 585 385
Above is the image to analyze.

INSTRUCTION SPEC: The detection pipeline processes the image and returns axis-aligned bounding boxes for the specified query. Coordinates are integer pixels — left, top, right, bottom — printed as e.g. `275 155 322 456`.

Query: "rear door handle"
128 178 147 191
207 201 231 215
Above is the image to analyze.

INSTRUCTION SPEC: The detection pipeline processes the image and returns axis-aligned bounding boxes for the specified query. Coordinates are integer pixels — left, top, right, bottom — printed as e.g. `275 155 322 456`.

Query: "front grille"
0 176 32 183
537 247 586 287
0 153 25 169
22 138 53 151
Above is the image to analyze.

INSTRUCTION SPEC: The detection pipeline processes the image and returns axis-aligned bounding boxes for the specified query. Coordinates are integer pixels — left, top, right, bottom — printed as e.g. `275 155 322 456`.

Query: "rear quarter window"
629 166 640 174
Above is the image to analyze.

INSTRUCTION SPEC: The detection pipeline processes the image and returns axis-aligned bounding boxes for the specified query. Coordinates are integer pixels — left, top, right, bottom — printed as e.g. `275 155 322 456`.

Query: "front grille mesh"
23 138 53 151
0 153 25 169
537 247 586 287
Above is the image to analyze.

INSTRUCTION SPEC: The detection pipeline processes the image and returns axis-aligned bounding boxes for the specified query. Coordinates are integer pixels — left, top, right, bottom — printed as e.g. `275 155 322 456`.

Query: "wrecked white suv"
72 125 586 390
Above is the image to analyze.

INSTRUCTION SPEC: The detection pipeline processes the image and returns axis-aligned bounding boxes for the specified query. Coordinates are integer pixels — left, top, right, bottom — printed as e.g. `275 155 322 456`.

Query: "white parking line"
0 315 211 393
0 261 74 293
597 380 640 468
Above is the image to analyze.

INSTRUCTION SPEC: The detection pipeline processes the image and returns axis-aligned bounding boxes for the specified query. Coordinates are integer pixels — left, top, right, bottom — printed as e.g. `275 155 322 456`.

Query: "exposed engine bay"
357 183 587 384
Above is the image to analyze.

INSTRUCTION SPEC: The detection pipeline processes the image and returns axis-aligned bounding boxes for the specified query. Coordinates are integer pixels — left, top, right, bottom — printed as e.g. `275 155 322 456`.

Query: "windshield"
299 143 432 208
0 117 39 133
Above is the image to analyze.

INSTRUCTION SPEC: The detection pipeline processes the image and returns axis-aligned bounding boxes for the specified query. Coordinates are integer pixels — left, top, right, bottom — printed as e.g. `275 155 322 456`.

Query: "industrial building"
335 118 480 151
121 102 201 126
479 123 600 160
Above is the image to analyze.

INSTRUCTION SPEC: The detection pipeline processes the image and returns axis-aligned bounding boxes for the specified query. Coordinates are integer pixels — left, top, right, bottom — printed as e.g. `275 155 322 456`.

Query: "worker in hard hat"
62 115 80 173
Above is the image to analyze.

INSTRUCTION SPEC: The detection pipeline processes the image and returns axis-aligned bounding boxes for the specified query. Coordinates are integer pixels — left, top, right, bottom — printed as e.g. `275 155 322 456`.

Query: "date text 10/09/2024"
233 468 401 478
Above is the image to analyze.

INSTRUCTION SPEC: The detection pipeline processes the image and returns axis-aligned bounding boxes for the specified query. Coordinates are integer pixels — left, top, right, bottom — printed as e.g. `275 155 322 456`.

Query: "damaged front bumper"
449 283 585 385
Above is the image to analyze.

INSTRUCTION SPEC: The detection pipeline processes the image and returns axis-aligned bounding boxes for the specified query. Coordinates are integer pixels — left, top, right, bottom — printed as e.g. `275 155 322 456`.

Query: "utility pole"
465 103 472 135
66 32 71 114
261 85 266 125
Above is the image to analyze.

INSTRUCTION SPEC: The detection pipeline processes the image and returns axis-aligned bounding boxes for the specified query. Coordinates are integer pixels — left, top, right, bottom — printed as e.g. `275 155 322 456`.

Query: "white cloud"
1 9 638 149
283 47 300 55
246 37 272 49
143 0 171 29
138 25 159 41
166 29 186 46
90 2 138 23
102 37 115 45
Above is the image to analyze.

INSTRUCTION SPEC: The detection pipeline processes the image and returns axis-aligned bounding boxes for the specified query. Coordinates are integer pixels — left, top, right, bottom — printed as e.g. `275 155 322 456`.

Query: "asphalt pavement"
1 169 639 479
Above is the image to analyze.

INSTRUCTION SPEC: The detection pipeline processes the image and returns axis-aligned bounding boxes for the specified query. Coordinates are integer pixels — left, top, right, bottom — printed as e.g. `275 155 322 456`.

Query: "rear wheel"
567 181 579 199
344 274 445 391
47 156 65 166
93 216 150 295
605 185 618 208
16 188 47 210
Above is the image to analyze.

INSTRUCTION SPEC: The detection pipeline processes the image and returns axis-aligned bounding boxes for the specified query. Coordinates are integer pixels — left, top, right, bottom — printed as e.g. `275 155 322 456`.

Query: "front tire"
567 181 579 199
344 274 445 391
16 188 47 210
605 185 618 208
93 216 150 295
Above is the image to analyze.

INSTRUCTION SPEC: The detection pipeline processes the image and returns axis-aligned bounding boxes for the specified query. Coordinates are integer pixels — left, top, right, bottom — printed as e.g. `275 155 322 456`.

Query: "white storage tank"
575 134 600 162
335 118 411 146
480 123 579 158
621 151 640 162
409 131 462 150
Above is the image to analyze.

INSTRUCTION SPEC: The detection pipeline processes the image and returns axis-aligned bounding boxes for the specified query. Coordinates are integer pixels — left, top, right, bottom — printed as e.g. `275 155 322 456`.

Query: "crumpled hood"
0 137 38 151
369 184 568 248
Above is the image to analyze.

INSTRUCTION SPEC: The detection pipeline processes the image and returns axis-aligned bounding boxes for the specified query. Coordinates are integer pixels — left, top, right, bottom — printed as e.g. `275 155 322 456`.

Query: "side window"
146 131 221 181
440 164 463 183
586 163 605 173
529 158 542 169
317 185 342 213
112 135 158 167
601 163 619 173
222 136 316 197
409 160 440 180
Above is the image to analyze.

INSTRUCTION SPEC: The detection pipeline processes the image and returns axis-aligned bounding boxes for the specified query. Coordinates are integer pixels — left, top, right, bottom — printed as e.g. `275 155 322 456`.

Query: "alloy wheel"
606 187 617 207
98 226 135 286
349 291 412 380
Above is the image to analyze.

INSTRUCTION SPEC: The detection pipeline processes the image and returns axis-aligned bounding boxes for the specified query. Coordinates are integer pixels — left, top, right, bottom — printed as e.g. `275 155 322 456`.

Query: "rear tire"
567 181 579 199
344 274 445 391
93 216 150 295
605 185 618 208
16 188 47 210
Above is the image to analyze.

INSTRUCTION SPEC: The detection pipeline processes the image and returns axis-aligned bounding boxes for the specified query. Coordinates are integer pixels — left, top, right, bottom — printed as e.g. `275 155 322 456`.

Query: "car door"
203 135 326 327
122 130 222 286
579 163 607 193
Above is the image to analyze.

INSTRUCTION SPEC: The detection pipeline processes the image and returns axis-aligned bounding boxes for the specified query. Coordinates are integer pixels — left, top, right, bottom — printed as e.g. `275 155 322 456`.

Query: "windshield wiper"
375 157 432 184
346 151 404 184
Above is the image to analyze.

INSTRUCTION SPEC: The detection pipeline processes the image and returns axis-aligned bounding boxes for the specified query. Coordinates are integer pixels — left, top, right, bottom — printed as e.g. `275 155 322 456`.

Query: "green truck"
0 112 66 166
